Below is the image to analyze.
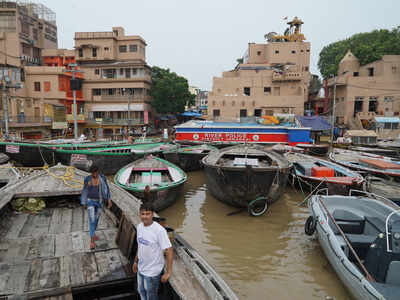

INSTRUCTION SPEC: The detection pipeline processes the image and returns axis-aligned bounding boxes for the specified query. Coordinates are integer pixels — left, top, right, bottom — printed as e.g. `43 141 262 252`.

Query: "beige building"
74 27 152 137
208 17 310 120
328 51 400 137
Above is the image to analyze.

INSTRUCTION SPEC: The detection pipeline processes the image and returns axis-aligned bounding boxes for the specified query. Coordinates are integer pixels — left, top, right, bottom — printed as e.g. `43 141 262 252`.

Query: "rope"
297 177 328 207
43 165 83 189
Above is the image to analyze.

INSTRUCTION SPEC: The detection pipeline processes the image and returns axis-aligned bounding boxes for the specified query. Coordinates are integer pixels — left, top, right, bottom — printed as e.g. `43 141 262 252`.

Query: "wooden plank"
20 211 52 238
59 255 71 288
70 253 84 286
102 229 118 250
97 211 111 230
94 251 111 281
81 252 99 284
55 233 72 257
0 263 10 292
49 208 63 234
26 258 42 292
83 207 89 232
38 258 60 290
71 231 84 253
71 206 84 232
107 249 126 280
82 231 91 252
5 212 29 239
4 238 31 264
6 262 30 295
39 234 55 258
61 208 73 234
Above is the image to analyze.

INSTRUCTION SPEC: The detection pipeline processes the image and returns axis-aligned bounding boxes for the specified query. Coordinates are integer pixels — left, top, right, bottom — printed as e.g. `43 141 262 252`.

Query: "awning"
375 117 400 123
89 104 144 112
180 111 203 117
296 115 331 131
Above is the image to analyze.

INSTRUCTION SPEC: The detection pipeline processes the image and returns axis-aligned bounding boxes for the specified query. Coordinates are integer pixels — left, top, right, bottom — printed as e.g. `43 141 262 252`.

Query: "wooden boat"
377 139 400 150
271 144 304 154
0 141 56 167
0 164 21 189
366 176 400 205
163 144 217 171
330 148 400 179
55 143 178 175
0 164 237 299
295 143 329 156
348 146 399 158
0 152 9 164
285 152 364 195
202 145 291 216
307 194 400 300
114 156 187 212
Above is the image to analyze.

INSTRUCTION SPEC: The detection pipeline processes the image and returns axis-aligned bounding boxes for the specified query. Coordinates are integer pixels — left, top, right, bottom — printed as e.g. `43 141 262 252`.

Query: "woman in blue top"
81 165 112 250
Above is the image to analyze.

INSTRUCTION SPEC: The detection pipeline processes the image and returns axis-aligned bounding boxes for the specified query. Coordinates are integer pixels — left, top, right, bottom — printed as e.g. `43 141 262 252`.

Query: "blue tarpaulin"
180 111 203 117
375 117 400 123
296 115 331 131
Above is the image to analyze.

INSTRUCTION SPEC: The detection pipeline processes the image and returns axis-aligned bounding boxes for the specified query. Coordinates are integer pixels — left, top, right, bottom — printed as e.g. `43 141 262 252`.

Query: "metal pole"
72 68 78 139
2 82 8 139
128 91 131 132
330 76 337 144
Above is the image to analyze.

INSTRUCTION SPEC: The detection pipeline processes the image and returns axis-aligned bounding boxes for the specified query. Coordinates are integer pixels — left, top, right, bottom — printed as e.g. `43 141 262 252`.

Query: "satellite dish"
264 32 277 42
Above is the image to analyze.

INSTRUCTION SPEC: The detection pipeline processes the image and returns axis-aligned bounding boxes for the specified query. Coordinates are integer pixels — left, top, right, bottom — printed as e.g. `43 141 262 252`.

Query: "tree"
318 27 400 79
149 66 195 114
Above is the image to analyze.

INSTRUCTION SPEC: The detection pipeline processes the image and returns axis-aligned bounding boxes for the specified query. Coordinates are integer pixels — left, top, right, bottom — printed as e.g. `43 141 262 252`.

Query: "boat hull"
297 144 329 156
163 151 208 171
203 166 280 208
0 143 55 167
128 184 184 212
55 151 135 175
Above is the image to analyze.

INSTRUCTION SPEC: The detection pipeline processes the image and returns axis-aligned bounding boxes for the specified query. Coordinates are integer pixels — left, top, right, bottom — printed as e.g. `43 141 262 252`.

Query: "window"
274 86 280 96
240 109 247 117
264 87 271 95
119 45 127 53
21 22 29 35
275 50 279 54
104 47 109 51
301 49 304 53
95 69 100 75
44 81 50 92
120 68 124 75
254 109 262 117
304 66 309 71
132 68 137 76
32 28 38 40
368 67 374 77
257 51 261 56
102 69 116 79
78 48 83 57
92 48 97 57
108 89 114 95
125 68 131 78
353 72 359 77
129 44 137 52
369 96 378 112
22 43 30 55
384 96 393 102
291 50 296 54
392 65 397 73
244 87 250 96
113 30 119 36
306 49 310 52
213 109 220 117
93 89 101 96
34 82 40 91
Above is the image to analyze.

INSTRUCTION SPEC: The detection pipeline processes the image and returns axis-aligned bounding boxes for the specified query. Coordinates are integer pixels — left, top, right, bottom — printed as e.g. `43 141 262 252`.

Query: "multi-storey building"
207 17 310 120
74 27 152 137
327 51 400 136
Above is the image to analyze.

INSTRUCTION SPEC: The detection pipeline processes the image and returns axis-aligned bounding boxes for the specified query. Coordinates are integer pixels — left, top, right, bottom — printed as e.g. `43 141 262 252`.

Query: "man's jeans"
137 271 162 300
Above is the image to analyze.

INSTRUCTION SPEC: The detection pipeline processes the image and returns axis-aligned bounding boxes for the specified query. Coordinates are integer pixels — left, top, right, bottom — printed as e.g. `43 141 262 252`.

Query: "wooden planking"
26 235 55 260
83 207 89 232
2 238 31 264
26 258 42 292
5 262 30 295
102 229 118 249
38 258 60 290
94 251 111 281
107 249 126 280
71 231 85 253
5 213 29 239
61 208 73 234
59 255 72 288
49 209 63 234
0 263 10 292
71 206 84 232
19 211 52 238
81 252 99 284
55 233 72 258
69 253 84 286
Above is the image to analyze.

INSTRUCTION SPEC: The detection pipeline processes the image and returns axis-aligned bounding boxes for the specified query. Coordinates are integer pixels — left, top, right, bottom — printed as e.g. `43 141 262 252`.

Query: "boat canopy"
296 115 331 131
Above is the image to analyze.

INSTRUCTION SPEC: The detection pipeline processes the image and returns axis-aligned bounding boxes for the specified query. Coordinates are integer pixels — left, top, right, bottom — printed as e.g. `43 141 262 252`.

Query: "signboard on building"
52 122 68 130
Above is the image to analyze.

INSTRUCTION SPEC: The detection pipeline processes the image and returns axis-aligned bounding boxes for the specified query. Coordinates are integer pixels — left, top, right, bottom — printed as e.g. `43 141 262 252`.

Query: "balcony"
85 117 144 126
92 95 151 103
66 114 86 123
272 72 302 82
0 115 52 128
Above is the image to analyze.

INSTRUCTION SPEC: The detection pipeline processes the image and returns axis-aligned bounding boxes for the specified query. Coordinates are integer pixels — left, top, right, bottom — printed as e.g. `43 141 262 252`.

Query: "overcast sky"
39 0 399 90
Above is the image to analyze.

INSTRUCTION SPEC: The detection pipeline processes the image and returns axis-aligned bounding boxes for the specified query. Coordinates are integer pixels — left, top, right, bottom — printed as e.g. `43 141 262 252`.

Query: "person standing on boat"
133 202 173 300
81 165 112 250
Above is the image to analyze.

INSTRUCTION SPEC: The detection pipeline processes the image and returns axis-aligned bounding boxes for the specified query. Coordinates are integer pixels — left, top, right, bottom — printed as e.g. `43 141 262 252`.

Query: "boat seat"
331 210 365 234
365 217 386 233
386 261 400 285
346 234 377 249
133 168 168 171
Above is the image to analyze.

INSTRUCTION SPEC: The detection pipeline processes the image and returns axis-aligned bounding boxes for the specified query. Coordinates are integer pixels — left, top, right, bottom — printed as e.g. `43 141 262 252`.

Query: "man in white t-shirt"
133 203 173 300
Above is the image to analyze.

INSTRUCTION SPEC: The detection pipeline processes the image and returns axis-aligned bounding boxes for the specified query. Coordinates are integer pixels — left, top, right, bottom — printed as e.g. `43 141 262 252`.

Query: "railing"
0 115 52 126
85 118 144 125
272 72 302 82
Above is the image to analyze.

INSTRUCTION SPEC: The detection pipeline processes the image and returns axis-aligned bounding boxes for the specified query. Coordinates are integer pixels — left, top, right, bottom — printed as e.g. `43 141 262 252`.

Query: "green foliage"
236 58 244 64
150 66 195 114
318 27 400 78
309 74 322 94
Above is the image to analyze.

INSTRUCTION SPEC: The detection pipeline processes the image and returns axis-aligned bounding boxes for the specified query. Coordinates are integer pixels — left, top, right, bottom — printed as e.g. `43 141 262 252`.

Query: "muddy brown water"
160 171 353 300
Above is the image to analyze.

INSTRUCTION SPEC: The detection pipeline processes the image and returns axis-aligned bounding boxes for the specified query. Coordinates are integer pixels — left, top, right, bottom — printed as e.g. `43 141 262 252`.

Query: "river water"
161 170 352 300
